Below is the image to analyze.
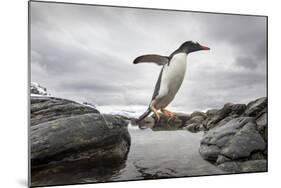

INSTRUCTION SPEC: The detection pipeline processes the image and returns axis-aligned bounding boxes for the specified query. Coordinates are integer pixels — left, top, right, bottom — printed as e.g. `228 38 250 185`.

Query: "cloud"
30 2 267 111
235 56 258 69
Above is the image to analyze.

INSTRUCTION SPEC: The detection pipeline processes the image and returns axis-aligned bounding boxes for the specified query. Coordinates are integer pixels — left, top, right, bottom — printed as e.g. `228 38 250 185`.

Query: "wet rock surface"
199 97 267 173
31 96 131 187
31 97 100 125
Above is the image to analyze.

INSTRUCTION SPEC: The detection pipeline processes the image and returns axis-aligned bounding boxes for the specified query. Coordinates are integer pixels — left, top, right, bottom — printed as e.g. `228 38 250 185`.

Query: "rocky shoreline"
139 97 267 173
30 96 131 186
30 94 267 186
200 97 267 173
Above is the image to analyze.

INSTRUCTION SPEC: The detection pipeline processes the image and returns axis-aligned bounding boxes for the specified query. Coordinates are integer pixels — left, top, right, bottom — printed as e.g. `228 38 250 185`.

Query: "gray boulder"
203 103 246 130
200 117 266 162
31 97 99 125
31 96 130 168
244 97 267 117
199 97 268 173
256 108 267 141
183 123 204 133
206 109 219 117
186 115 205 124
183 113 205 133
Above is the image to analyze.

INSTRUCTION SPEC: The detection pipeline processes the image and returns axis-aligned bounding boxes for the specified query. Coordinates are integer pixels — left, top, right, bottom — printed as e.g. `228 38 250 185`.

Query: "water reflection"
31 156 128 187
32 121 225 186
111 125 225 181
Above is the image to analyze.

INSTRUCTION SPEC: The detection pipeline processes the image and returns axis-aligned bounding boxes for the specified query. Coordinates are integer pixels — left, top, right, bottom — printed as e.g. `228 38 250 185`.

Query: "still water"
32 125 225 186
111 125 224 181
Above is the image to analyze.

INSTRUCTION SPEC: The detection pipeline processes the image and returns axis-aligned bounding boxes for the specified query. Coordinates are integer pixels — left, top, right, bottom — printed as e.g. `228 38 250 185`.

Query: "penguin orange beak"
200 45 210 50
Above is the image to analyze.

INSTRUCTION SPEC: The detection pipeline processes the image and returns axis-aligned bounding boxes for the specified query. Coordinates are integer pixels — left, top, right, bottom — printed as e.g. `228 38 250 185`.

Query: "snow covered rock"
30 82 49 96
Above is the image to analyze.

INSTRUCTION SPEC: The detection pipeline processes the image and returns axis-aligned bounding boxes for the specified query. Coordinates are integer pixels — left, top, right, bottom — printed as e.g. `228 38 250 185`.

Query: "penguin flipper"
133 54 169 65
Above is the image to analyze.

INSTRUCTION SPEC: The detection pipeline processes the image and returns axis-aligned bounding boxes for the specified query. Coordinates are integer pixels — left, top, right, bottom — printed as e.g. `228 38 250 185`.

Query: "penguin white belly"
155 53 187 109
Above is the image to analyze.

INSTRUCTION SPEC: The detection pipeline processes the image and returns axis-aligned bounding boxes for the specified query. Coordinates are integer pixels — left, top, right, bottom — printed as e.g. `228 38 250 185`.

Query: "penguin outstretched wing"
133 54 169 65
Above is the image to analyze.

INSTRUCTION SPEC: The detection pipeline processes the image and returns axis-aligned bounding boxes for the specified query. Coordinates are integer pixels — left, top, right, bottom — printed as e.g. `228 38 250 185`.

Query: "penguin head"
179 41 210 54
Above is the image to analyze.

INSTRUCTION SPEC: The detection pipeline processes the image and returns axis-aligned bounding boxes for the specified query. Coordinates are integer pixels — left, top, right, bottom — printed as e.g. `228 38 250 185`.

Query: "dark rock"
244 97 267 117
231 104 247 116
199 145 220 161
203 103 247 130
199 96 268 174
31 96 99 126
203 104 233 130
250 151 266 160
220 121 265 159
255 108 268 141
218 160 267 173
200 117 265 162
206 109 219 117
217 162 240 173
190 115 205 123
103 114 130 128
183 122 204 133
184 115 205 132
214 114 239 128
31 96 130 169
216 155 231 165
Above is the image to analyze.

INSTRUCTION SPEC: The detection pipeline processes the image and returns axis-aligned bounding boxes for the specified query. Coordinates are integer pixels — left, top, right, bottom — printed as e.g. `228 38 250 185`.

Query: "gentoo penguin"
133 41 210 122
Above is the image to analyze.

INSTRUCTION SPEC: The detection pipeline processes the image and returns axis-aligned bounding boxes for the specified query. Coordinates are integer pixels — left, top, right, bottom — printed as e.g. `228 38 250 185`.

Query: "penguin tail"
136 108 151 122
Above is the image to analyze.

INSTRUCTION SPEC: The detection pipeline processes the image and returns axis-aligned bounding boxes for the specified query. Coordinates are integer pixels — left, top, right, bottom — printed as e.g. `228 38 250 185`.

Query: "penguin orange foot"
161 109 174 118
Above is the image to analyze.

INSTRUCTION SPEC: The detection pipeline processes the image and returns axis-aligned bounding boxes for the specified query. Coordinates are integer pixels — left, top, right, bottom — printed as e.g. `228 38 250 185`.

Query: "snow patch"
30 82 50 96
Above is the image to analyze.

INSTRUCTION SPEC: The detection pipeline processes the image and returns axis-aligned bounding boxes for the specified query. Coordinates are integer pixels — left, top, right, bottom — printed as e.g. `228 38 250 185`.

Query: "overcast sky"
30 1 267 112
